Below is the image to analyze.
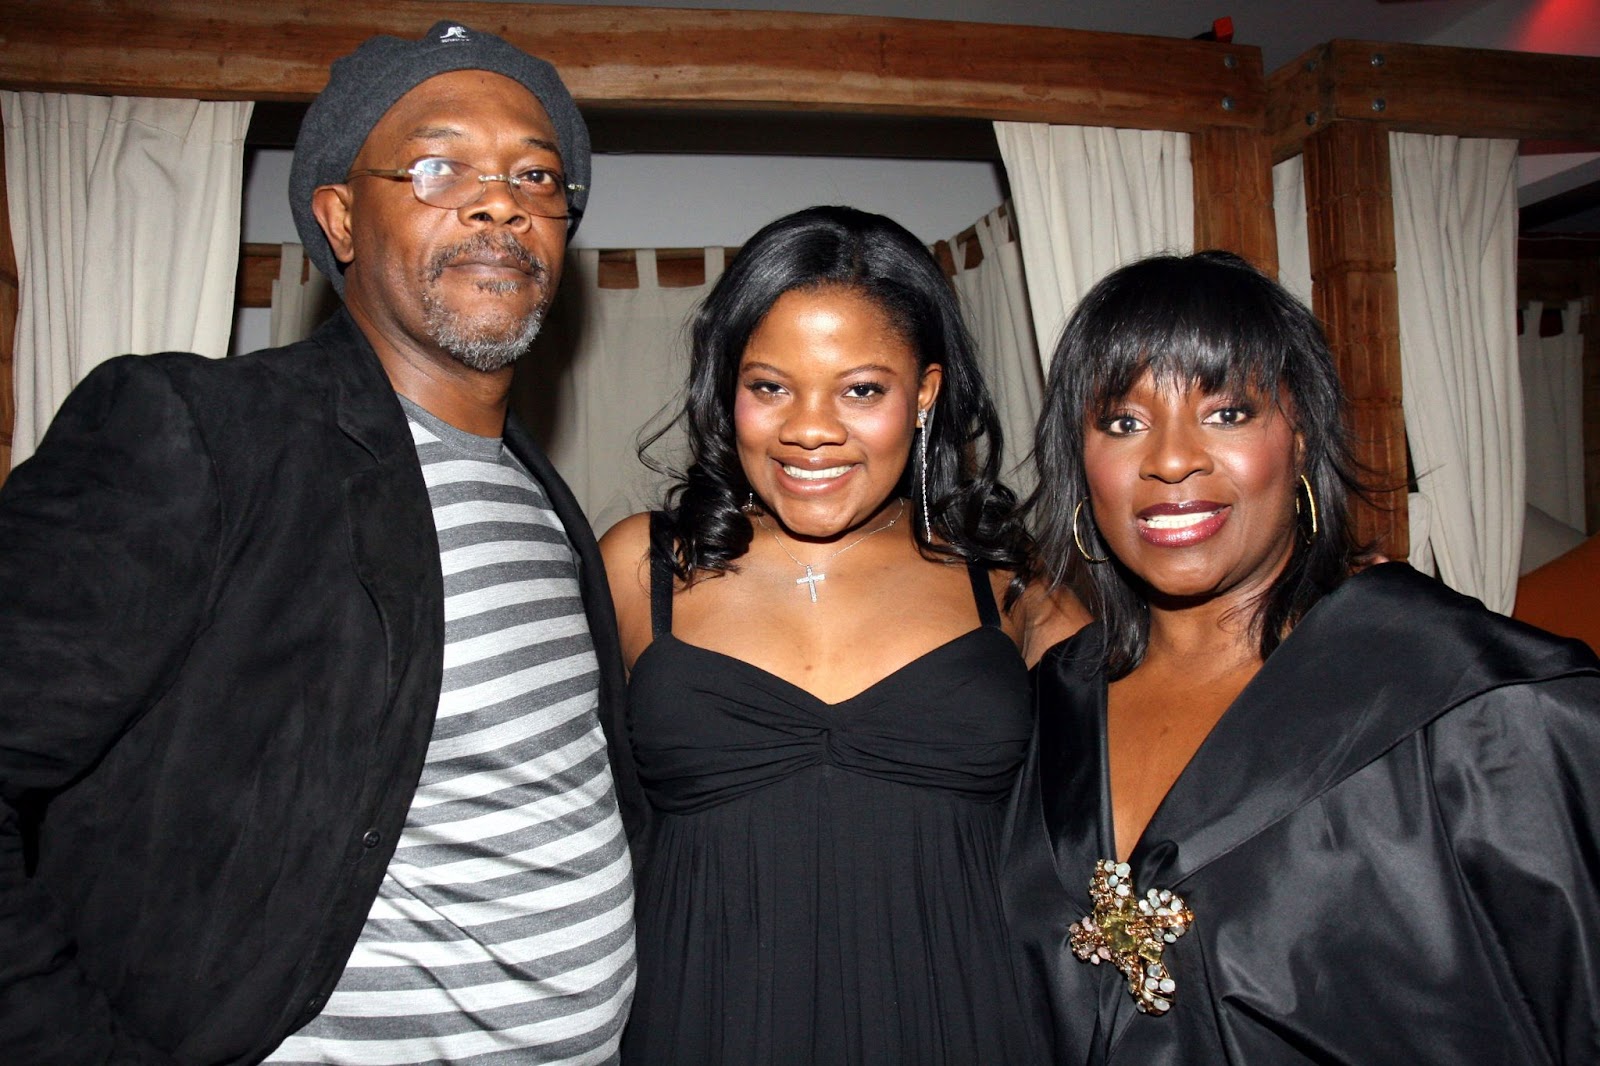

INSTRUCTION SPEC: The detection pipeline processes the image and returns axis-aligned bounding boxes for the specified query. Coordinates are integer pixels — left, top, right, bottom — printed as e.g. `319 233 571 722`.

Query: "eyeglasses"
345 156 584 219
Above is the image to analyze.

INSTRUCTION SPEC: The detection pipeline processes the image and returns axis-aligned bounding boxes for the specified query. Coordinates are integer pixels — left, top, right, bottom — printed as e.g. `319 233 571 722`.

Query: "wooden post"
1191 126 1278 277
0 125 15 486
1301 121 1408 559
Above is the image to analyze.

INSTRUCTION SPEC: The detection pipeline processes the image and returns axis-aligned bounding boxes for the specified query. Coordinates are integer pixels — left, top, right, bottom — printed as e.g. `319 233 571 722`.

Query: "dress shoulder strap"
966 560 1003 628
647 511 675 639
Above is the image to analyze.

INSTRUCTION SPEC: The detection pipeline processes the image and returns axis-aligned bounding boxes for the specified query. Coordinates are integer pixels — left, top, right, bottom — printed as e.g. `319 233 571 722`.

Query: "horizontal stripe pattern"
268 401 633 1065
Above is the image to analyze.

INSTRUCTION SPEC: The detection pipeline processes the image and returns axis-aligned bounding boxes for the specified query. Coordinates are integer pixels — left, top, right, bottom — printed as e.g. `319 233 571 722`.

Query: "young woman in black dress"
601 206 1085 1064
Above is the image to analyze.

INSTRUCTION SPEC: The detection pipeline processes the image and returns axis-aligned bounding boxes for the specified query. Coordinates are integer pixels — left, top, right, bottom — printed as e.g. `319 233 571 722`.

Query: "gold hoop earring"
1072 499 1108 563
1297 474 1319 538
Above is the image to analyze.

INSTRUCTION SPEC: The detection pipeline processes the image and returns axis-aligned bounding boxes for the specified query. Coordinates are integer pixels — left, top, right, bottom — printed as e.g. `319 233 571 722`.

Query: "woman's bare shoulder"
600 512 654 571
1016 579 1092 667
599 512 657 667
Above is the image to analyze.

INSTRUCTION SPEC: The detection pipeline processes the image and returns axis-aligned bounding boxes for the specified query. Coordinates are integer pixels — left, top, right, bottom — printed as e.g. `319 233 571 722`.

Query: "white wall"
233 148 1004 354
573 154 1004 249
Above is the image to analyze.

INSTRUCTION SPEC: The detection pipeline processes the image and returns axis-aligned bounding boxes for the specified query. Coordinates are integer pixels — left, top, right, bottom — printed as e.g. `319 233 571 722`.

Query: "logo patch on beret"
439 25 470 43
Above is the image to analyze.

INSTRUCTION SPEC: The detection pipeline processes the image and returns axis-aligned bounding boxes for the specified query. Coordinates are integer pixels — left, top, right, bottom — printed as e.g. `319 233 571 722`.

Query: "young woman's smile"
735 285 940 541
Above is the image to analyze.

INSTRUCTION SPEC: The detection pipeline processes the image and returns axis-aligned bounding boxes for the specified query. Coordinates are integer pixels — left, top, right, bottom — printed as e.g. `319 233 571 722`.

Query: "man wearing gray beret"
0 22 639 1064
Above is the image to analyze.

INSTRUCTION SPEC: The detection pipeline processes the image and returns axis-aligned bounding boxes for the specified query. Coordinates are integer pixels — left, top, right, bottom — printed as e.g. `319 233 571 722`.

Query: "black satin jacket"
1003 564 1600 1065
0 312 639 1064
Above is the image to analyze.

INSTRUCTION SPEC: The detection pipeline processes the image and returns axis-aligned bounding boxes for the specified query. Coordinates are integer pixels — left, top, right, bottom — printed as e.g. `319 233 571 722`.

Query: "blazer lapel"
1037 624 1114 912
1091 564 1600 1054
1036 627 1143 1056
324 312 444 735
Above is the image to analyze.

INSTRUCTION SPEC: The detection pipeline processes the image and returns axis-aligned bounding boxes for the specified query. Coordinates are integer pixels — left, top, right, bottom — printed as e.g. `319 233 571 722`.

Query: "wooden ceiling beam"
1269 39 1600 162
0 0 1263 132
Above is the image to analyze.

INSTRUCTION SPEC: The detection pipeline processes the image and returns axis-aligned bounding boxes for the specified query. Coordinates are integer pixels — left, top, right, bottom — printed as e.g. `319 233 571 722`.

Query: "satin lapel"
1096 565 1600 1052
1035 625 1132 1062
327 312 444 734
1037 624 1113 913
1132 564 1600 890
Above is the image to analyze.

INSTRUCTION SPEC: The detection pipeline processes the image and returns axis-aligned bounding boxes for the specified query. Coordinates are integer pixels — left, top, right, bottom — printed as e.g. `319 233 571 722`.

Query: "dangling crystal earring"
741 492 760 515
916 407 933 540
1072 499 1108 563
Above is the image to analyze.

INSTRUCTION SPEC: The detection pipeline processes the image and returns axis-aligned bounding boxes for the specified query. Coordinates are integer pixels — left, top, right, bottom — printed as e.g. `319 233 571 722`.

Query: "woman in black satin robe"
1004 251 1600 1065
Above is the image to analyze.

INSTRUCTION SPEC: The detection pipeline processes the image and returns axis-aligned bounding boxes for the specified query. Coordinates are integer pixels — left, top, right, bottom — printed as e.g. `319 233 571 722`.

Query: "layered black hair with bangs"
1029 250 1369 678
649 205 1031 580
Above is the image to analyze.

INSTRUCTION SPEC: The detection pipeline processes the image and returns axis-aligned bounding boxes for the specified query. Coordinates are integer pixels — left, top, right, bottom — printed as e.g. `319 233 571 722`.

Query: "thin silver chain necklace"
754 499 906 603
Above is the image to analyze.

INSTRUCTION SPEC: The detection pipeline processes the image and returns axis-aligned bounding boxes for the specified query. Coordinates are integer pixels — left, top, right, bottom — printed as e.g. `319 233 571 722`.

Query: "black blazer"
0 311 638 1065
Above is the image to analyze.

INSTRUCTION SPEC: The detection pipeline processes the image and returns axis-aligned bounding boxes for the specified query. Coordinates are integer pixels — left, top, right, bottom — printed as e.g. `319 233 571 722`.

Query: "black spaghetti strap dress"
621 520 1041 1064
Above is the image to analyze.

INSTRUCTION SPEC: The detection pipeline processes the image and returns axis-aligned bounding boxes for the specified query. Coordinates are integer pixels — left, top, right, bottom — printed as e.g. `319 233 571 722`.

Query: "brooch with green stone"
1068 859 1194 1014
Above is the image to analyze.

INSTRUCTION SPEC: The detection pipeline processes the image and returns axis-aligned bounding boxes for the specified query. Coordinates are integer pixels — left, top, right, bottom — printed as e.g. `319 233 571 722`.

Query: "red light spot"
1514 0 1600 55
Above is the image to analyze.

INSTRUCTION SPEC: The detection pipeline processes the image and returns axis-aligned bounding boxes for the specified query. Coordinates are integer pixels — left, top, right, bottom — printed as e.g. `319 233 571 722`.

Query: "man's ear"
311 184 356 265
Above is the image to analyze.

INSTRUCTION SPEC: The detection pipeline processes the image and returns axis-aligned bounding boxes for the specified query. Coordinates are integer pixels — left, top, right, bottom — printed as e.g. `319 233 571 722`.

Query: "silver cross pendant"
796 564 826 603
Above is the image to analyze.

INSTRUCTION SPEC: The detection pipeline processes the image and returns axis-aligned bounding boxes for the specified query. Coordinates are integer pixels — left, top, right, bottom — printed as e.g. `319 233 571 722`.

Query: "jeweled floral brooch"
1068 859 1194 1014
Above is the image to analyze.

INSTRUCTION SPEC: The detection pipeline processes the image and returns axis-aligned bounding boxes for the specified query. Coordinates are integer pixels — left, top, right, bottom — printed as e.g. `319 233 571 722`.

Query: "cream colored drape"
1391 134 1521 613
993 123 1194 370
269 243 338 349
1 92 252 464
946 205 1042 493
1272 152 1445 572
1272 155 1312 308
1395 135 1516 614
524 248 725 532
1520 300 1586 535
1266 144 1525 591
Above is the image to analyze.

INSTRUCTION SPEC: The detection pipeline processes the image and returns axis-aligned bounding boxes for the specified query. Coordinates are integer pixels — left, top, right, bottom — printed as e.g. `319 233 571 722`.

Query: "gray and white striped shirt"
269 399 634 1065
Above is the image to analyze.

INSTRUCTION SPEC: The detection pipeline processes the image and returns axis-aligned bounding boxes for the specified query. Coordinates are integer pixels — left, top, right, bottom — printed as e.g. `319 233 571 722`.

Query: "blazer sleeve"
1431 673 1600 1065
0 356 220 1063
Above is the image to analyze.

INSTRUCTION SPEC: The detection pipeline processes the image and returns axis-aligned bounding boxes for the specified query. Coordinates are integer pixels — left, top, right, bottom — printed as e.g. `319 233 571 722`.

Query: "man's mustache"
424 233 547 284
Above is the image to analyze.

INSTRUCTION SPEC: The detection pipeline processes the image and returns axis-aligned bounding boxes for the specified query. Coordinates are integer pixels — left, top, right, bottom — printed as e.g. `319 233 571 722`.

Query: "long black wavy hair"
649 205 1031 582
1028 250 1369 678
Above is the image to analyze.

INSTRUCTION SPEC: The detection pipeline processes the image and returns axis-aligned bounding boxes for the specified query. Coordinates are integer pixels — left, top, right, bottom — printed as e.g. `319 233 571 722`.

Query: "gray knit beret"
289 20 590 294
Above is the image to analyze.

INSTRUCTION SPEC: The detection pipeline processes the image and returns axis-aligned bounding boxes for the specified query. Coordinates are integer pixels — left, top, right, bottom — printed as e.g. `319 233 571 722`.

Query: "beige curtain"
1520 300 1586 538
1268 151 1457 579
524 248 725 532
1 92 252 464
1272 155 1312 308
993 123 1193 370
1390 133 1521 613
946 205 1042 493
269 243 338 348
